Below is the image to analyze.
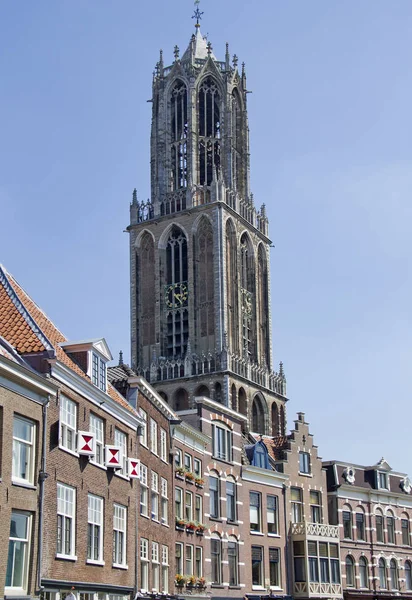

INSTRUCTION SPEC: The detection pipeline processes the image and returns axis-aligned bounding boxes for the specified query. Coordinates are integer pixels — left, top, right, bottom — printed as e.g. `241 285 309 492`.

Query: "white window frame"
161 477 168 525
113 504 127 568
175 542 183 574
12 415 35 485
140 464 149 517
250 491 262 532
87 494 104 564
186 544 194 576
140 538 149 591
92 352 106 392
59 396 77 454
151 471 159 521
150 418 158 455
195 494 203 523
195 546 203 577
299 451 311 474
114 428 128 476
57 483 76 559
5 510 32 593
161 545 169 593
152 542 160 591
212 423 233 462
139 409 148 447
184 453 192 472
175 487 183 520
89 414 105 467
194 458 202 477
160 428 167 462
267 494 278 534
185 490 193 522
378 471 389 490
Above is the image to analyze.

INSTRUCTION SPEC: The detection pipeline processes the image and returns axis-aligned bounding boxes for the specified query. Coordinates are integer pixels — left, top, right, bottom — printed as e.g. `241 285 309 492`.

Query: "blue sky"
1 1 411 473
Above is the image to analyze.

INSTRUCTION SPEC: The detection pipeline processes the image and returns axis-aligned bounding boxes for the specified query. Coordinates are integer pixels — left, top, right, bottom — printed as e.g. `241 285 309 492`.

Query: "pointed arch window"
198 77 220 186
139 233 156 347
240 233 256 359
165 227 188 358
405 561 412 590
170 81 188 190
257 244 270 366
226 219 238 353
196 218 214 338
251 396 266 434
231 89 244 197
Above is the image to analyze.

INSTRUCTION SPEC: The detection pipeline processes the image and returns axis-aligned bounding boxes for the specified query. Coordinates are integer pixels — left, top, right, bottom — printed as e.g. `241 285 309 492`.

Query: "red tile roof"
0 267 135 414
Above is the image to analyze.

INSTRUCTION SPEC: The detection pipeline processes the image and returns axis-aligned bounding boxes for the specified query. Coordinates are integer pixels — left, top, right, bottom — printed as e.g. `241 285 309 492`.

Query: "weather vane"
192 0 204 28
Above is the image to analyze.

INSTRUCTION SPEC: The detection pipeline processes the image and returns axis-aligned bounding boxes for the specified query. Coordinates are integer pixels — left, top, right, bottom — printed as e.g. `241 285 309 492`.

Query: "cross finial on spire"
174 45 180 61
192 0 204 28
232 54 238 68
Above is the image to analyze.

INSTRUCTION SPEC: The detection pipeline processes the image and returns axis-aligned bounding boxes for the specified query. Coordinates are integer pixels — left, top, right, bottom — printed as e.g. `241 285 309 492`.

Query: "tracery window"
198 77 220 186
231 89 244 196
240 233 255 359
165 227 188 357
257 244 270 366
170 80 188 190
226 219 238 353
139 233 156 347
196 218 214 338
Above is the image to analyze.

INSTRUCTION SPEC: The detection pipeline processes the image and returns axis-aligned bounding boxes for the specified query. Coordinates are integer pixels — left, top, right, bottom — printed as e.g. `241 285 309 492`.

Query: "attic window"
378 471 389 490
92 353 106 392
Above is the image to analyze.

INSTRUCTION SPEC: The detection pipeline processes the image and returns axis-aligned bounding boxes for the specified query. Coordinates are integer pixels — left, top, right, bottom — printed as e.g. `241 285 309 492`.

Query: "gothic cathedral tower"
128 10 287 435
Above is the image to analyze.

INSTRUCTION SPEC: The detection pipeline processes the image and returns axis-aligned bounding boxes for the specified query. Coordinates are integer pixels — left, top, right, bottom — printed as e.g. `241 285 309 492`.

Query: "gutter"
37 397 50 592
283 484 291 596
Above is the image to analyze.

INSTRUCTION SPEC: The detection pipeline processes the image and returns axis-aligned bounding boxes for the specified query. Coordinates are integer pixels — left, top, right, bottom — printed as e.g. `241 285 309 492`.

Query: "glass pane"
14 418 32 442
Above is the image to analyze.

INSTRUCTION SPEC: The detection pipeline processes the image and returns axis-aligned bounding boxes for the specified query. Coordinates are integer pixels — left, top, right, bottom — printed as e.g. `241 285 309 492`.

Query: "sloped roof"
0 266 134 414
182 28 216 62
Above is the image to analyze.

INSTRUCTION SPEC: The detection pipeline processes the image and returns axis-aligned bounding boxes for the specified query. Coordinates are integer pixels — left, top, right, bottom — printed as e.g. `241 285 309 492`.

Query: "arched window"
158 391 168 402
379 558 387 589
225 219 238 353
226 476 237 523
238 388 247 417
173 388 189 411
198 77 220 186
251 395 266 433
257 244 270 366
240 233 255 359
376 508 384 543
359 556 368 588
195 384 209 398
231 89 244 197
196 217 214 339
214 382 222 403
356 507 366 541
231 384 237 411
138 233 156 348
271 403 279 436
279 405 286 436
345 556 355 587
165 226 188 357
228 535 239 586
390 559 399 590
387 510 395 544
343 504 353 539
210 533 222 584
401 512 410 546
170 80 188 190
209 471 220 519
405 561 412 590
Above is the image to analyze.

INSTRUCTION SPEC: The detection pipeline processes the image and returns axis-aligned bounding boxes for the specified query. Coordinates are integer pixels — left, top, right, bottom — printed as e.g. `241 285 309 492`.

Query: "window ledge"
58 445 79 458
267 533 281 538
210 584 225 589
299 472 313 478
90 461 107 471
86 559 105 566
113 563 128 570
11 480 36 490
250 531 264 536
140 513 150 520
209 517 223 523
55 553 77 561
252 586 266 591
229 586 242 590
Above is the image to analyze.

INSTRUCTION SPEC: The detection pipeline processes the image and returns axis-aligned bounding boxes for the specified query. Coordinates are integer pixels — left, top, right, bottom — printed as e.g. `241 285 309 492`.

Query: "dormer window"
378 471 389 490
92 353 106 392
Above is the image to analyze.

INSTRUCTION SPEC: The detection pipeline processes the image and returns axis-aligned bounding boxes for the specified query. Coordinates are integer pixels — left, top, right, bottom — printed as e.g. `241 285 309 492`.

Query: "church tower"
128 5 287 435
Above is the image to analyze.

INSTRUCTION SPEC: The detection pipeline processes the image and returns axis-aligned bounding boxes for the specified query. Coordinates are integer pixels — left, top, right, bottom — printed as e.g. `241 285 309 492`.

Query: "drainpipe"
37 397 50 592
283 484 292 596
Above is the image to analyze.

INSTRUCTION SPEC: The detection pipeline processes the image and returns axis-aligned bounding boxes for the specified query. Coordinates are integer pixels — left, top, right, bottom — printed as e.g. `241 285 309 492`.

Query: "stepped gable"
0 266 134 414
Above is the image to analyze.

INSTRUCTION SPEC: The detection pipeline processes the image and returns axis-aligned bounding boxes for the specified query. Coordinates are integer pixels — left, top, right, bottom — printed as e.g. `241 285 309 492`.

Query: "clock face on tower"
164 282 189 309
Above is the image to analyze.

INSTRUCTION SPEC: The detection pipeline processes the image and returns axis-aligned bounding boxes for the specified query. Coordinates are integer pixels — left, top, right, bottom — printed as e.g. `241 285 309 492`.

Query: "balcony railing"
291 522 340 538
294 581 342 598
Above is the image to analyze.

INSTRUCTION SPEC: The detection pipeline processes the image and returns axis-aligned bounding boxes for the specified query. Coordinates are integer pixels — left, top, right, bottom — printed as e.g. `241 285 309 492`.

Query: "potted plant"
175 574 186 587
196 522 206 535
175 517 186 530
186 575 196 588
176 466 185 479
185 471 195 483
186 521 197 533
195 476 204 487
196 577 206 589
